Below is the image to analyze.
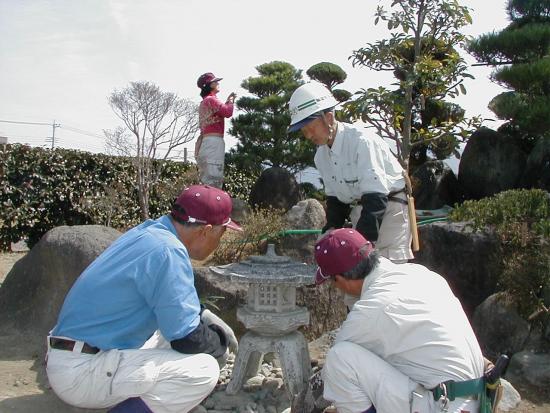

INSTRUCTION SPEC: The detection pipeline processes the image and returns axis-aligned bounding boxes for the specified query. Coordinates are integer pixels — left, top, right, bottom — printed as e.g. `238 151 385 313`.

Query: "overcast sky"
0 0 509 161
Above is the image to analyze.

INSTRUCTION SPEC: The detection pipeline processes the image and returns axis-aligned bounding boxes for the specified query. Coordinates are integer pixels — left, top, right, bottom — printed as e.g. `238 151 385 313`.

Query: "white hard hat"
288 82 339 132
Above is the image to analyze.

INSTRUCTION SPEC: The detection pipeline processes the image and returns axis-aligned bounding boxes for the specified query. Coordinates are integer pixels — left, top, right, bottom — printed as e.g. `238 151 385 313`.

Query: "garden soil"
0 252 549 413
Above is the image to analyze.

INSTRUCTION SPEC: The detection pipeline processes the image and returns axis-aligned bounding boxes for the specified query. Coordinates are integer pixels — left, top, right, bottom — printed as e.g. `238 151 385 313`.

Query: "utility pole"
46 120 60 149
51 120 60 149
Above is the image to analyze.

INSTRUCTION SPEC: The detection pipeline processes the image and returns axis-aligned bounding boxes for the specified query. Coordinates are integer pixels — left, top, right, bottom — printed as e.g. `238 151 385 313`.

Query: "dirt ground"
0 252 549 413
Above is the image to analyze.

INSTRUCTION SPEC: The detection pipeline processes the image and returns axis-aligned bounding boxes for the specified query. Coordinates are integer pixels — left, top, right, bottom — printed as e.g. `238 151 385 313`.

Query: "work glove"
201 309 238 355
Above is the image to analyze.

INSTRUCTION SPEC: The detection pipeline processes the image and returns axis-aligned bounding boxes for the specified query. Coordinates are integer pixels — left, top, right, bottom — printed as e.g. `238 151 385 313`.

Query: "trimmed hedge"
0 145 193 250
0 144 259 251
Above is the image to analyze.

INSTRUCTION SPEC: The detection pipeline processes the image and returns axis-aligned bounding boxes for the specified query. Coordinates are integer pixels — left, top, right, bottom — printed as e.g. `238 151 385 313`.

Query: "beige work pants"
196 135 225 189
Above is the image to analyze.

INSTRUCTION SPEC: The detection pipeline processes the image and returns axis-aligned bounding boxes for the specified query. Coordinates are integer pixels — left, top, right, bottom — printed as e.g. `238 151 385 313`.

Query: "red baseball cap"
171 185 242 231
314 229 373 285
197 72 222 89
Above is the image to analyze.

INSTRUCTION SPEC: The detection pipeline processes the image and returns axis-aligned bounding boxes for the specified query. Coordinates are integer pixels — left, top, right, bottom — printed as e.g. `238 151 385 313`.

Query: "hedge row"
0 145 256 251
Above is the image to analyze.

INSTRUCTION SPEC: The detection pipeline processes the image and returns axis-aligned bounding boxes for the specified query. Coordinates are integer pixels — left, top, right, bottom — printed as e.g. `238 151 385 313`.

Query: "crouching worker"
46 185 242 413
313 229 485 413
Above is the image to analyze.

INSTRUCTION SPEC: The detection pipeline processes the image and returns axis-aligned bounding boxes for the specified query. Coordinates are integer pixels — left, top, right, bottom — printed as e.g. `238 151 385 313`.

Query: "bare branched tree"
105 81 200 219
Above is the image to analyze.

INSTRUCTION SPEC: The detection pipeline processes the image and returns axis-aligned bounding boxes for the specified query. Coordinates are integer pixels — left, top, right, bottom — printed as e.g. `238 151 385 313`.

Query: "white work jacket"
314 122 405 204
335 257 485 389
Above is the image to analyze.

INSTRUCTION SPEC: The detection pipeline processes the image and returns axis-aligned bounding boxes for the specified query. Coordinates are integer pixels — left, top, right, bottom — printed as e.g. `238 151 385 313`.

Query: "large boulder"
0 225 121 339
414 222 502 315
412 160 462 209
472 293 530 360
458 128 527 200
297 283 346 341
507 351 550 389
249 167 302 212
521 135 550 191
279 199 326 264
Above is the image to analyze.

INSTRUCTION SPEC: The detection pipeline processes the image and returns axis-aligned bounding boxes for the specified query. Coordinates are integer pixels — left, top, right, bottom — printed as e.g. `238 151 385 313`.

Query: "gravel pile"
192 354 291 413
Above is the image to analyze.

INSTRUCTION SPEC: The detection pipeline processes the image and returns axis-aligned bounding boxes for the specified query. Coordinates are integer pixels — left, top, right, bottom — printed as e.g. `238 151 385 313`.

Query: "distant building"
0 136 7 144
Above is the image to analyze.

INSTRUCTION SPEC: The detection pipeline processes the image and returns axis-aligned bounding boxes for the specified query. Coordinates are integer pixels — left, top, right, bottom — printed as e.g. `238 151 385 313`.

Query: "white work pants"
196 135 225 189
323 342 479 413
46 334 219 413
350 194 414 262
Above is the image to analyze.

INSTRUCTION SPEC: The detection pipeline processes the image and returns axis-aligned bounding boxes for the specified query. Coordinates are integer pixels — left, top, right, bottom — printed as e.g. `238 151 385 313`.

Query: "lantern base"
226 330 312 410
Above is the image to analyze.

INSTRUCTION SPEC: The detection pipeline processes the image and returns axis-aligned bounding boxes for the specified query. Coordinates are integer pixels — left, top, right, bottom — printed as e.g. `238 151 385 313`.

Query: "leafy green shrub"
299 182 326 202
450 189 550 317
210 207 286 265
223 162 259 202
0 144 193 249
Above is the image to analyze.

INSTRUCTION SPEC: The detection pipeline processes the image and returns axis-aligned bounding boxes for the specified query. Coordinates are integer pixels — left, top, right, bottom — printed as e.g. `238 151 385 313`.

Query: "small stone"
262 377 283 391
245 375 264 387
498 379 521 411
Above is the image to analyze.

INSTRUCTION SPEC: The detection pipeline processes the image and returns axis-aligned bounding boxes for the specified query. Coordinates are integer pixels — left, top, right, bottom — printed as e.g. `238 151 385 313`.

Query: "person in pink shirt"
195 72 236 188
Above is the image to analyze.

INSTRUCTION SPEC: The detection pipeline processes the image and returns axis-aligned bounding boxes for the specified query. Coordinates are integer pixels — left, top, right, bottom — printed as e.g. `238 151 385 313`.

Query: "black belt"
388 188 408 205
49 337 100 354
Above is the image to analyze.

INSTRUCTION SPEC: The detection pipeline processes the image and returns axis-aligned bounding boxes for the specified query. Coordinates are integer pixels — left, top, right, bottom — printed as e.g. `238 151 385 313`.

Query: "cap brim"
213 77 222 82
223 218 243 232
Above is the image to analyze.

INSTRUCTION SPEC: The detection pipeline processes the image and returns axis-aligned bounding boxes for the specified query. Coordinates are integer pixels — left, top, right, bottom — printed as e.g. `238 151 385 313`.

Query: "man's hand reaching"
201 309 238 355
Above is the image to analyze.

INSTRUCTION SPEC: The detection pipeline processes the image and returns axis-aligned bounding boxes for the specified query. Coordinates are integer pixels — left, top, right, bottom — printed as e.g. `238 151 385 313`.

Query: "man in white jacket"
288 82 413 263
313 228 485 413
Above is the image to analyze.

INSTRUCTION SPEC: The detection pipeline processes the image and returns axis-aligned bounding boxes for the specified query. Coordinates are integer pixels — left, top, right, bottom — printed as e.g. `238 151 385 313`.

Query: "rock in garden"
414 222 501 316
521 135 550 192
497 379 522 412
412 160 461 209
249 167 302 212
0 225 120 346
279 198 326 264
458 127 526 200
472 293 530 360
507 351 550 388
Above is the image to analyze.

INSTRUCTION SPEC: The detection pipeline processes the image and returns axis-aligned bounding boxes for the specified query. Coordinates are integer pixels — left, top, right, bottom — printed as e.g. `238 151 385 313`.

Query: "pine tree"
227 61 311 174
468 0 550 150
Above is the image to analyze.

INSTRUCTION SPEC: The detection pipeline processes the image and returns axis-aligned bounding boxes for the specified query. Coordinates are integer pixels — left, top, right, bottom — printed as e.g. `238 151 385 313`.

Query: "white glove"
201 309 238 355
216 348 229 368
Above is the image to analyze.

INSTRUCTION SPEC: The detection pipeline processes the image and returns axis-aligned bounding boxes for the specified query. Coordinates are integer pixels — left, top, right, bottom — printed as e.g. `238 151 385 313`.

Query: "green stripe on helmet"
297 99 316 110
297 100 317 111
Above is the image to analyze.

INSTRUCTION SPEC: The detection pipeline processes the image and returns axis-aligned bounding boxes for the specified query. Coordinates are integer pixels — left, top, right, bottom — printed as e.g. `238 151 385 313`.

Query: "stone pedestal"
226 331 311 401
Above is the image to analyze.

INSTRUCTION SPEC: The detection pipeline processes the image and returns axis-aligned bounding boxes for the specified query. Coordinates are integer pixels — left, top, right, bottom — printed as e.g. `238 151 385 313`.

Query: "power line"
0 119 52 126
61 124 104 140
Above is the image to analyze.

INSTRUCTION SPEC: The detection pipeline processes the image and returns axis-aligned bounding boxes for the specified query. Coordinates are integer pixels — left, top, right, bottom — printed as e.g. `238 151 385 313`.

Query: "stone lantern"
209 244 315 411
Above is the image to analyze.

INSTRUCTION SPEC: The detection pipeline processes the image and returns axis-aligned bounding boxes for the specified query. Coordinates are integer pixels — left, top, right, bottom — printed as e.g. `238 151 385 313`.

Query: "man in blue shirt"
46 185 242 413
